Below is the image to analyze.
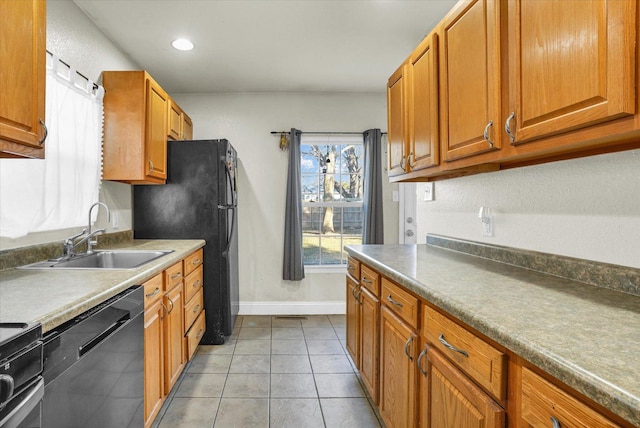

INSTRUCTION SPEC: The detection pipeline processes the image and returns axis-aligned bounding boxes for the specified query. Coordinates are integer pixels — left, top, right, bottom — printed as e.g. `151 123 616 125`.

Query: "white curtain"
0 54 104 239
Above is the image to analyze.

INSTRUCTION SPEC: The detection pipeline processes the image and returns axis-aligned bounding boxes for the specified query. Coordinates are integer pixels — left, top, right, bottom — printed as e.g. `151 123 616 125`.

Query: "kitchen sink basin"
18 250 174 270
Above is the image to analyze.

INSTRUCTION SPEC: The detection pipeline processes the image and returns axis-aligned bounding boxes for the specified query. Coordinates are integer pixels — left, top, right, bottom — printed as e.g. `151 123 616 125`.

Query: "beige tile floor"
152 315 383 428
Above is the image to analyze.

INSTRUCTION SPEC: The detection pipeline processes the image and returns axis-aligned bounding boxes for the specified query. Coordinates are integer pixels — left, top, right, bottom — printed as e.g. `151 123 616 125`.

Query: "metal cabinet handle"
438 333 469 357
193 304 201 313
400 156 407 172
417 346 428 377
148 159 154 173
387 294 404 308
347 266 355 273
160 302 168 320
145 287 160 299
38 119 48 145
192 258 202 265
192 280 201 288
483 120 494 148
196 328 204 339
407 152 417 168
505 112 516 143
404 336 414 361
166 296 175 314
550 416 561 428
351 285 358 299
355 287 363 304
361 277 373 284
171 272 182 280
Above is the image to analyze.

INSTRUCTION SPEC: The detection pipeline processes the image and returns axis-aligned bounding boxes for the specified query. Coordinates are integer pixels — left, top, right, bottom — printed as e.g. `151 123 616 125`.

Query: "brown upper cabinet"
387 33 440 177
440 0 502 163
388 0 640 181
167 98 192 141
0 0 47 159
103 71 168 184
505 0 636 145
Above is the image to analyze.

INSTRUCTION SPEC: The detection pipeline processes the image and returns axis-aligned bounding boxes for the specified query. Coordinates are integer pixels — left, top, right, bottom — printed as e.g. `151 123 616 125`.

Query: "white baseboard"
239 301 346 315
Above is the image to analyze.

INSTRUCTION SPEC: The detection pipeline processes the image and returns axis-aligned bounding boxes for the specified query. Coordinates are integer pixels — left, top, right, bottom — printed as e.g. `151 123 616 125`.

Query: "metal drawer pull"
362 277 373 284
171 272 182 280
417 347 428 377
196 328 204 339
387 295 403 307
148 159 154 172
193 305 201 313
483 120 494 148
191 258 202 265
505 112 516 143
404 336 414 361
550 416 561 428
193 280 201 288
408 152 416 168
438 333 469 357
351 285 358 299
145 287 160 298
166 296 175 314
355 288 363 304
348 266 355 273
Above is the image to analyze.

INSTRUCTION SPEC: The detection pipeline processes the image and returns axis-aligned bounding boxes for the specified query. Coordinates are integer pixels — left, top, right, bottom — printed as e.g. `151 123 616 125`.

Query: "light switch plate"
424 182 434 201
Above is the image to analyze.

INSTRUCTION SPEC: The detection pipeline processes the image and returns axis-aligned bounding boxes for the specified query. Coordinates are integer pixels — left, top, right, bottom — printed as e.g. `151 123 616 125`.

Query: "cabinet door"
167 99 182 140
440 0 501 162
408 32 439 171
379 306 417 428
144 300 164 428
163 284 185 394
507 0 636 145
387 63 407 176
359 287 380 405
426 348 505 428
145 78 168 181
183 113 193 140
0 0 46 158
345 276 360 368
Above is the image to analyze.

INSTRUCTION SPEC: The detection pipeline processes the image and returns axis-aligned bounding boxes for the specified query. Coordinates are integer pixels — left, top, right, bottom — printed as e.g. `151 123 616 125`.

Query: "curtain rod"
270 131 386 135
46 50 101 91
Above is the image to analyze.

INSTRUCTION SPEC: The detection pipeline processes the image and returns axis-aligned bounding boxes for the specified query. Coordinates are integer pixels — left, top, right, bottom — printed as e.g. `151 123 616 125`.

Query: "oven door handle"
0 374 15 408
0 377 44 428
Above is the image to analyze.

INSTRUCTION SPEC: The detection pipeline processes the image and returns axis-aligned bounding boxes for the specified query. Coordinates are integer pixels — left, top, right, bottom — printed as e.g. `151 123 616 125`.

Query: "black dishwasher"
41 286 144 428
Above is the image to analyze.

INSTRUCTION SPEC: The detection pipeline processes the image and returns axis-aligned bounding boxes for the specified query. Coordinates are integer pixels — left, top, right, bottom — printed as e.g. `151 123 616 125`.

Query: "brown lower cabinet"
143 248 206 428
346 258 634 428
421 346 505 428
379 305 418 428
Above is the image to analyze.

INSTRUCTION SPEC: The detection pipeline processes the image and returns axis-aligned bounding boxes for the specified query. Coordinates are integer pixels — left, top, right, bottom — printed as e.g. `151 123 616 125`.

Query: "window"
301 134 364 267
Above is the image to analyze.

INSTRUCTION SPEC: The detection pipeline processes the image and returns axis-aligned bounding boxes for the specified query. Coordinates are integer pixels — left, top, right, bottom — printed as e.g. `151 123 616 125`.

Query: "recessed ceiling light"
171 39 194 51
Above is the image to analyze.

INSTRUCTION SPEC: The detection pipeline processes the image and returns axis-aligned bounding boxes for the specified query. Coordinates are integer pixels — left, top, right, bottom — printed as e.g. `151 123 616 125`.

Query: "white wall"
0 0 138 250
415 149 640 268
174 92 398 313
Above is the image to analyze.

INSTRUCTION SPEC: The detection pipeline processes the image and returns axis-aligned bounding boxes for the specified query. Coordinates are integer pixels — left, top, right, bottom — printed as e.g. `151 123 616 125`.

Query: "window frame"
300 134 365 269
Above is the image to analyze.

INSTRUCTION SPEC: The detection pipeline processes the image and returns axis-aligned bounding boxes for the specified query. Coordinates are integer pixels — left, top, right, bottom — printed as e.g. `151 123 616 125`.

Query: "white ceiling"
73 0 458 94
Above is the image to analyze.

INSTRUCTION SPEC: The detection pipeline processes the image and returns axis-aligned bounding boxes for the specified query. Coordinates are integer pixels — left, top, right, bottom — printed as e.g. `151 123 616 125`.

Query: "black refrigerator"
133 139 238 345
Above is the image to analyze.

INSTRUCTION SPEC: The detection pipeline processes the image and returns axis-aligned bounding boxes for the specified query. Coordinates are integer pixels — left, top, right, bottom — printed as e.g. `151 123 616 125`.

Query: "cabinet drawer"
424 306 506 402
164 261 183 291
360 264 380 296
143 273 163 307
347 257 360 281
521 367 620 428
184 264 203 303
381 278 419 329
183 249 203 277
186 310 206 361
184 288 204 331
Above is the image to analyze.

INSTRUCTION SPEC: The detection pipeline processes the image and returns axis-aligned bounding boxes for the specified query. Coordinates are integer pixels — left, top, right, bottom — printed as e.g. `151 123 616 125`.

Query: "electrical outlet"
392 190 399 202
424 182 434 201
483 216 493 237
112 211 119 229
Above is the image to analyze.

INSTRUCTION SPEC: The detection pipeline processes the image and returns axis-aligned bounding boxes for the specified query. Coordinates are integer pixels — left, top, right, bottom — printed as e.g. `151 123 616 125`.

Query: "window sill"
304 265 348 274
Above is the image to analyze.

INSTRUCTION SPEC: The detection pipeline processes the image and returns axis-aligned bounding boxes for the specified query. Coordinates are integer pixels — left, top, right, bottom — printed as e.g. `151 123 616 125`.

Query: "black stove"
0 322 43 428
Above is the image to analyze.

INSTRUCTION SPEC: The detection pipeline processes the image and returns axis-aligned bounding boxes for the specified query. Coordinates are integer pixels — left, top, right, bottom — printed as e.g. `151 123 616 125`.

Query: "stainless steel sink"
18 250 174 270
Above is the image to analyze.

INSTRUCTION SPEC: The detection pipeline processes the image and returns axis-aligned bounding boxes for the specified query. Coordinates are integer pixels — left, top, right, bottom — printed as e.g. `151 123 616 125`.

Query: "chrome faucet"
61 202 111 259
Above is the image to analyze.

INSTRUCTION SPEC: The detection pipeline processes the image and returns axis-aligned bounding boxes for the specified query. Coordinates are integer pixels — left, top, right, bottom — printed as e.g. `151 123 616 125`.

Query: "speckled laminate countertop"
0 239 205 333
345 244 640 427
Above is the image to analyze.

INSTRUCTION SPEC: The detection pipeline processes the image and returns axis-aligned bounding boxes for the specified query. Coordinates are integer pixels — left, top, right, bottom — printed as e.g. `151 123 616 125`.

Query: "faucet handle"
64 228 88 246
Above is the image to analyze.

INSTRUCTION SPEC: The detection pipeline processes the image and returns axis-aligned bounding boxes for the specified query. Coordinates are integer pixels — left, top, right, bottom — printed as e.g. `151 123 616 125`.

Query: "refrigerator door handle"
222 205 236 256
